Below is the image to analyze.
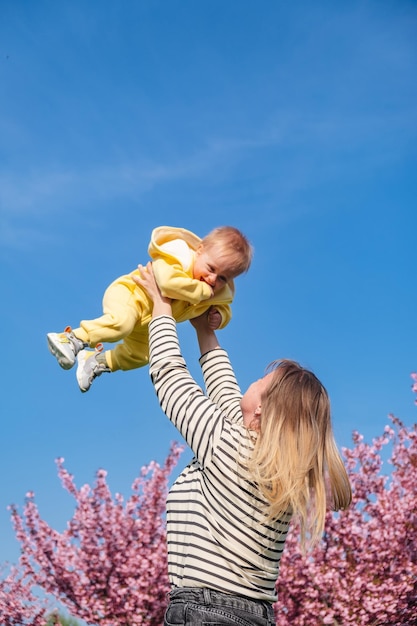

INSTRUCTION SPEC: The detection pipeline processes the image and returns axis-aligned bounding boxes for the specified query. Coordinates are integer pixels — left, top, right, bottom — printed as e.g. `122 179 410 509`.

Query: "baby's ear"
195 243 204 256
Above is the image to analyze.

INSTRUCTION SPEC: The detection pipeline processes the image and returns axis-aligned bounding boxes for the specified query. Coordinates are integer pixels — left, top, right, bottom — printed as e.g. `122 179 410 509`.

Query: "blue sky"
1 0 416 569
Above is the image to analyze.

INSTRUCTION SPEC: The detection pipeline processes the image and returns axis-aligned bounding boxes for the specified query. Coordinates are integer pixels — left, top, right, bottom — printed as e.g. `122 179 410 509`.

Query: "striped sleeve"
149 316 225 467
199 351 243 424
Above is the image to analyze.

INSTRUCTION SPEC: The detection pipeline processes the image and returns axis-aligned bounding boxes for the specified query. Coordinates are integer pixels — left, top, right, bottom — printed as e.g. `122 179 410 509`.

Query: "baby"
47 225 253 392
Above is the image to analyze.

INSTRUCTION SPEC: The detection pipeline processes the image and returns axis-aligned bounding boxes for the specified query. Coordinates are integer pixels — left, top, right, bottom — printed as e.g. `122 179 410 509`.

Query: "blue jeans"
164 587 276 626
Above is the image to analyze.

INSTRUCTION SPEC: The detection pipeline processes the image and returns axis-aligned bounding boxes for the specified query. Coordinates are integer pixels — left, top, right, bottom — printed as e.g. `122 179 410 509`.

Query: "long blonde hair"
247 359 352 548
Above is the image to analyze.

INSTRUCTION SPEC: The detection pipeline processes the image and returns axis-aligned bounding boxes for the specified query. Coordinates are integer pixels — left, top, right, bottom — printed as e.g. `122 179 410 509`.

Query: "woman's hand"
207 308 222 330
190 308 221 355
133 262 173 317
190 307 221 331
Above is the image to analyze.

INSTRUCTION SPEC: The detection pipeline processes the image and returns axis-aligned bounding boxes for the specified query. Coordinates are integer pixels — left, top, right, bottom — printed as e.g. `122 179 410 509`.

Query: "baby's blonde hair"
248 359 352 548
201 226 253 277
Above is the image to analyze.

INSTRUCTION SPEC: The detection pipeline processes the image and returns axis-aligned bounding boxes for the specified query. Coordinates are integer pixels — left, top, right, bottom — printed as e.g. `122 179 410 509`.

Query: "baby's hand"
207 307 222 330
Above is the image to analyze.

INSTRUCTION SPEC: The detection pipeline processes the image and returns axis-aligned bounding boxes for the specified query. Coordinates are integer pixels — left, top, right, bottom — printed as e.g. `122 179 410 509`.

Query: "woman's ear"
250 406 262 431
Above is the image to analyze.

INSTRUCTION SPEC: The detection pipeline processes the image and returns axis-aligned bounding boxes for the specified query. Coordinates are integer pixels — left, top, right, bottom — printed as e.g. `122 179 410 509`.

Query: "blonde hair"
201 226 253 276
247 359 352 548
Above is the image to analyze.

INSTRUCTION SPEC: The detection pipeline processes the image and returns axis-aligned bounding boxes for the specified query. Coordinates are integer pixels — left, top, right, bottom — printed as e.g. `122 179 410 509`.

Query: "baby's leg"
105 324 150 372
73 283 140 347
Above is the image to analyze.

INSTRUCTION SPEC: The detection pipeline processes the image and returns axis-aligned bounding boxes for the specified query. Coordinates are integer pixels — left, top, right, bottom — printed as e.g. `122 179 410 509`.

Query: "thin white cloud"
0 104 415 251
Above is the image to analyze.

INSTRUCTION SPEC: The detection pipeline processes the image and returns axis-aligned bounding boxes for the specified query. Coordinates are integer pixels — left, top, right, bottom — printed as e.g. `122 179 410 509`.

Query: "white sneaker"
47 328 86 370
76 349 111 393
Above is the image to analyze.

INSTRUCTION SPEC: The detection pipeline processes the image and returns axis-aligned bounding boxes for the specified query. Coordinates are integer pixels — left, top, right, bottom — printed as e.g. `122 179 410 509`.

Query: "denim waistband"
168 586 274 619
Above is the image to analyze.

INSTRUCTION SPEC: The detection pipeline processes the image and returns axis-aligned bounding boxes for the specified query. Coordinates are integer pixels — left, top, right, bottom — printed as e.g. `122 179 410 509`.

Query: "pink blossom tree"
273 377 417 626
0 564 50 626
10 442 183 626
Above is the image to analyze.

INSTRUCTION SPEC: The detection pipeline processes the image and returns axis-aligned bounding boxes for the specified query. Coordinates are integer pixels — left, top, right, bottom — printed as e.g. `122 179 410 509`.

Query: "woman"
135 262 352 626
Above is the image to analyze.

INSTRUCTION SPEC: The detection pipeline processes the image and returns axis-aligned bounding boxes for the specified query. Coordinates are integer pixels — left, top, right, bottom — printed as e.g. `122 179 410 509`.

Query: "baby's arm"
150 258 214 302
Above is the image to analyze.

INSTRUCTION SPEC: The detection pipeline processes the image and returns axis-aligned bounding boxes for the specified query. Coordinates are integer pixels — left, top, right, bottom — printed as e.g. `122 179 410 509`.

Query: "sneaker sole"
47 334 76 370
76 350 92 393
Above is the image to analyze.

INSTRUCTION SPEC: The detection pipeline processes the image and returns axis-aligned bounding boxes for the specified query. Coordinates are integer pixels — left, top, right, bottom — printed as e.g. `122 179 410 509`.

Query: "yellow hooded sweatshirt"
74 226 234 372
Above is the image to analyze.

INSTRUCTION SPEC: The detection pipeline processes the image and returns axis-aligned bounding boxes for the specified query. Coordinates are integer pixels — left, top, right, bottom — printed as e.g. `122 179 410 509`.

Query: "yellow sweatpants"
73 281 152 372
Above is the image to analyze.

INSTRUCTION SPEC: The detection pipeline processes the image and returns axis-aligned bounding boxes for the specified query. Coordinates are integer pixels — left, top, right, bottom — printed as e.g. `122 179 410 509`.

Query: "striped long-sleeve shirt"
148 315 291 603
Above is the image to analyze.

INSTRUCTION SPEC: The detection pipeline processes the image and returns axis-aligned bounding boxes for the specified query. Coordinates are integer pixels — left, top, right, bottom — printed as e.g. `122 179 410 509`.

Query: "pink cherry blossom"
9 442 183 626
274 415 417 625
0 564 50 626
411 373 417 403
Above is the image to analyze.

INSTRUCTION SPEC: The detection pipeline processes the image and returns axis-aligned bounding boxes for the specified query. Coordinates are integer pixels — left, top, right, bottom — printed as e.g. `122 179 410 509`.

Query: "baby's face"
193 246 234 294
